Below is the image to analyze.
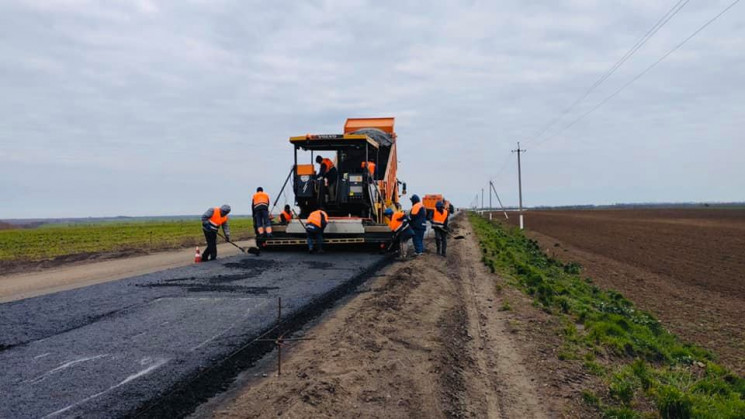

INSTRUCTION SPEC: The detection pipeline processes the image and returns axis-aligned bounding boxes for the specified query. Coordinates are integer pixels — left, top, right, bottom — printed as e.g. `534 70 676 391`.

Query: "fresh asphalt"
0 251 386 418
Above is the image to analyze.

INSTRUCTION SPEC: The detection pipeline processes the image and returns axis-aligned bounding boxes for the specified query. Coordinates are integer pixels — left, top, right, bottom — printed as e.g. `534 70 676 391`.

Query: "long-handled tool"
217 232 260 256
290 208 307 230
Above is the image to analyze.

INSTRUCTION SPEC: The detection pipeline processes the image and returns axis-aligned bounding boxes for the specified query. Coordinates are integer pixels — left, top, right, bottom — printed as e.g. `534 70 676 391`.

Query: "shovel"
217 232 261 256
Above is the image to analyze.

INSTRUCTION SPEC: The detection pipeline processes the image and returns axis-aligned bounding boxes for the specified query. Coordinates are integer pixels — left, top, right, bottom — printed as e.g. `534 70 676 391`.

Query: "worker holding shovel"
201 204 231 261
384 208 413 259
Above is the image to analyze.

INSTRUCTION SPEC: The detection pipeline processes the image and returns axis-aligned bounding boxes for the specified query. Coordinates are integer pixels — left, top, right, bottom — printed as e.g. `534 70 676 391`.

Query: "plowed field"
503 209 745 373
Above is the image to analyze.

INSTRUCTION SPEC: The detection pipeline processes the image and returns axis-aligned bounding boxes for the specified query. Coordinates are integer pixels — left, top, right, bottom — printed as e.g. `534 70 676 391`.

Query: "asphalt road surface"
0 251 386 418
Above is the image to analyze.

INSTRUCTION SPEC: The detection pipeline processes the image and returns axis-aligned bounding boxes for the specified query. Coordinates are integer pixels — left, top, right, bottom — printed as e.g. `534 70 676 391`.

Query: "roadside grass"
468 213 745 418
0 218 254 263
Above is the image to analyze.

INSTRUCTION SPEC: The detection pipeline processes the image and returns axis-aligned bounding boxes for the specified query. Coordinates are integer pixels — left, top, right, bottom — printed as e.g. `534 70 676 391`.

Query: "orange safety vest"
431 209 449 227
321 158 335 172
411 202 424 216
209 206 228 230
280 210 292 223
361 161 376 176
388 210 406 232
306 210 328 228
252 191 270 209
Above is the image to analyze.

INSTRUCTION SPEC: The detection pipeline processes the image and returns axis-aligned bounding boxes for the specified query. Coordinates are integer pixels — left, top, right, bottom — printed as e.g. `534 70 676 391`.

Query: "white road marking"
42 358 170 418
26 354 109 384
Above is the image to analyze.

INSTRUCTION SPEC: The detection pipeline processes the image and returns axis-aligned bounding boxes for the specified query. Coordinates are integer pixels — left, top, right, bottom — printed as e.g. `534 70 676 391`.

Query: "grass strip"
0 218 254 262
468 213 745 418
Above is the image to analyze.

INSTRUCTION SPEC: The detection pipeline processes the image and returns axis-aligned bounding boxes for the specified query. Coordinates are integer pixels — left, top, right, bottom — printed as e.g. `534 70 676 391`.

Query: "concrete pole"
489 181 493 210
481 188 484 210
512 142 526 229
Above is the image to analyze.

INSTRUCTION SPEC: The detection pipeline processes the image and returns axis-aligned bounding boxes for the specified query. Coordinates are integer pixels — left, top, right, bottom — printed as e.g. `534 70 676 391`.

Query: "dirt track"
204 215 597 418
508 209 745 374
0 240 253 303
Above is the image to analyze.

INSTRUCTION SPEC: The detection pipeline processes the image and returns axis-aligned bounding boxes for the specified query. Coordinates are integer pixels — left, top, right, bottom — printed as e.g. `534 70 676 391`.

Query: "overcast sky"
1 0 743 218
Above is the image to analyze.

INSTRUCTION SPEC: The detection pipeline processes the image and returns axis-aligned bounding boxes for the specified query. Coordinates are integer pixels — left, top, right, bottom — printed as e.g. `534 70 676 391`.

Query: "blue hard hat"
410 194 420 203
436 200 444 209
383 208 394 216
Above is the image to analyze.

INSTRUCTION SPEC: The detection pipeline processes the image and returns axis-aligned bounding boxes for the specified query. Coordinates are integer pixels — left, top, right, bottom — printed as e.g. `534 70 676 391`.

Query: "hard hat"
383 208 393 217
220 204 231 214
436 200 444 209
410 194 420 203
257 187 263 192
315 155 323 163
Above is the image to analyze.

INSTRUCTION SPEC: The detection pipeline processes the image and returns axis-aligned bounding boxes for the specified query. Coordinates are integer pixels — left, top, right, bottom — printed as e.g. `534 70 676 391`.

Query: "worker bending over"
315 155 337 203
279 205 293 224
201 204 231 261
305 208 328 254
252 187 272 238
430 200 450 257
384 207 413 259
409 194 427 256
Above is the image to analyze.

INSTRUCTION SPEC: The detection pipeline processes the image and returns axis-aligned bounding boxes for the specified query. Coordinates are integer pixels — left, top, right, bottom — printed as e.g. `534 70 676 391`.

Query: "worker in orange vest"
279 205 293 224
408 194 427 256
305 208 328 253
361 161 376 179
252 187 272 238
384 207 413 259
315 155 337 203
430 200 450 257
200 204 231 261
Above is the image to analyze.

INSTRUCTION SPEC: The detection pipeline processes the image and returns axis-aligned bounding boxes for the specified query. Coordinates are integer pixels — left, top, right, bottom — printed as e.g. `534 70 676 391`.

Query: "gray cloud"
1 0 743 218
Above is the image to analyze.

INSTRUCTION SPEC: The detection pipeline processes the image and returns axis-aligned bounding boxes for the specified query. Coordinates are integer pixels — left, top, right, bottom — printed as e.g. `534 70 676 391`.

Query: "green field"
468 213 745 418
0 218 254 263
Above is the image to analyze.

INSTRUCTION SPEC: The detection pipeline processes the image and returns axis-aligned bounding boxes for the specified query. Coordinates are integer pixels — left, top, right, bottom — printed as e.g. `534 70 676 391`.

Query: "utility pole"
512 142 526 229
489 181 493 209
481 188 484 210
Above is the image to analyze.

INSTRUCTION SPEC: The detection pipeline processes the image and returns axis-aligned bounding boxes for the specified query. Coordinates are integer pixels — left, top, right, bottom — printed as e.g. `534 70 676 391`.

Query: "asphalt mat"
0 251 386 418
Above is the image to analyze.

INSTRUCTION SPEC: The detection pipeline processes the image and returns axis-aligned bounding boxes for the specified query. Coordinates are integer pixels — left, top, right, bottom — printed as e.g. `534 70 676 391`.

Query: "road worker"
201 204 231 261
409 194 427 256
384 207 413 259
305 208 328 253
444 198 455 214
252 187 272 238
431 200 450 257
279 204 293 224
315 155 337 203
361 160 376 179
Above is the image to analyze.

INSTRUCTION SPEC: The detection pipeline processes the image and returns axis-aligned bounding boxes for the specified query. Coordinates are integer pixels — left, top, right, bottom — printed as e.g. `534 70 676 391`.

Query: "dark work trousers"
393 228 414 256
306 225 324 252
412 228 425 254
202 230 218 261
254 208 270 236
434 228 447 255
318 167 338 204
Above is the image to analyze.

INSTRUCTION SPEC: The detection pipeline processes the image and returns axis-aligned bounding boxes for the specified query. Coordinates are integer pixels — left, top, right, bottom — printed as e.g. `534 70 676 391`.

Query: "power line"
527 0 690 144
533 0 742 148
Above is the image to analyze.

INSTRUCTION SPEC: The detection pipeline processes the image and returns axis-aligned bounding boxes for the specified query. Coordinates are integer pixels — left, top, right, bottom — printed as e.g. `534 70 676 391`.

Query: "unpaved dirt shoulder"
0 240 253 303
206 215 595 418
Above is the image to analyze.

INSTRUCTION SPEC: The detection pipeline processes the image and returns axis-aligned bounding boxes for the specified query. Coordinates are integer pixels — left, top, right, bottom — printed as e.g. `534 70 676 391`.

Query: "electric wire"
532 0 742 148
527 0 690 145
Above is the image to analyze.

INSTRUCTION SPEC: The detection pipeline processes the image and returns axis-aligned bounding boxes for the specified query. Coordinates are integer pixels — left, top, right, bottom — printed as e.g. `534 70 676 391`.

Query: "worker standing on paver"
409 194 427 256
384 207 413 259
305 208 328 253
315 155 337 203
201 204 231 261
252 187 272 238
361 160 376 179
431 200 450 257
279 204 293 224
